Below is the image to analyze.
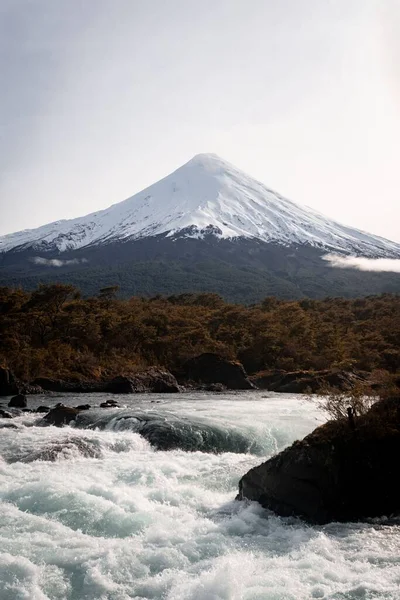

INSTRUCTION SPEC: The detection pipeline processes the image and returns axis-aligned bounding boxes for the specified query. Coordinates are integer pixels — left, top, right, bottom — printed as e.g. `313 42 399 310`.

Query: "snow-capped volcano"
1 153 399 257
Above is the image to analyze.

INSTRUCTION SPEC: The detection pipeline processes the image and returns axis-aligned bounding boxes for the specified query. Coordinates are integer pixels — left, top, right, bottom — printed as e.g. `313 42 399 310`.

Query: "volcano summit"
1 154 400 301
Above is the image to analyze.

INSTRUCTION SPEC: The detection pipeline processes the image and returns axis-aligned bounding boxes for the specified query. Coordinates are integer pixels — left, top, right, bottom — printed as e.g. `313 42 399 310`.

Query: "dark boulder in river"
43 406 81 426
238 397 400 524
79 410 265 454
181 353 255 390
100 400 119 408
8 394 27 408
0 408 13 419
107 368 181 394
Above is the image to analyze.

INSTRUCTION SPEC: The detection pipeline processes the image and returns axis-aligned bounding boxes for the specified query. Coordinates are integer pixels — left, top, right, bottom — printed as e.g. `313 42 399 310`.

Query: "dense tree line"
0 284 399 382
3 244 400 304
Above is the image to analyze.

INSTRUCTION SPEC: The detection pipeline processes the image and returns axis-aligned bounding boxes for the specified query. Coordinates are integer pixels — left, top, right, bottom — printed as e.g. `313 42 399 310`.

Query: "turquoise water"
0 392 399 599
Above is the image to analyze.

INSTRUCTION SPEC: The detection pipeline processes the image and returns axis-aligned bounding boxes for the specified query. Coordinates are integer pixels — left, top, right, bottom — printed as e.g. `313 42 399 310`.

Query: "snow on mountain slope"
1 153 399 257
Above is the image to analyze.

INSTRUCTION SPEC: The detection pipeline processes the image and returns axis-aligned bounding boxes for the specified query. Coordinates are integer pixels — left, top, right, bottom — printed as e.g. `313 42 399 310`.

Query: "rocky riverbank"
238 396 400 523
1 357 378 399
0 354 255 397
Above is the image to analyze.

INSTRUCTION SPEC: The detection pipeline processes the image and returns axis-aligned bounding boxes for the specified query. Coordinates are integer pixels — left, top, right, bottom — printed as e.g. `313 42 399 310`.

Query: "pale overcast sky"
0 0 399 240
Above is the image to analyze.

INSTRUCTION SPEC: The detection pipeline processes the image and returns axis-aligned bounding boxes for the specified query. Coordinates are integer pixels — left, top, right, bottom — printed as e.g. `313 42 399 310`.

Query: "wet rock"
100 400 119 408
0 423 18 430
108 368 181 394
0 408 13 419
75 404 91 410
8 394 27 408
21 437 102 462
238 397 400 524
36 406 51 413
43 406 81 427
107 412 263 454
181 353 254 390
0 367 19 396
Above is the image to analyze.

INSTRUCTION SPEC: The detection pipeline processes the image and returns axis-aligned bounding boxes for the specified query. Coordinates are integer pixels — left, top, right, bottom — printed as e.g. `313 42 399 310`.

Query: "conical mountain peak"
184 153 230 168
187 152 222 163
0 155 400 257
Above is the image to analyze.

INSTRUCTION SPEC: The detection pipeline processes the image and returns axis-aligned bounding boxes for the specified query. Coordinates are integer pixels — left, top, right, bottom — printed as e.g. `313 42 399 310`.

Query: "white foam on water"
0 394 399 599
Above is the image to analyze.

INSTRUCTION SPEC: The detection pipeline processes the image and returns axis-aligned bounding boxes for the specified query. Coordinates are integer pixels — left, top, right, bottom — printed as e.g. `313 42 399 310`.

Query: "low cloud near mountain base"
324 255 400 273
30 257 88 268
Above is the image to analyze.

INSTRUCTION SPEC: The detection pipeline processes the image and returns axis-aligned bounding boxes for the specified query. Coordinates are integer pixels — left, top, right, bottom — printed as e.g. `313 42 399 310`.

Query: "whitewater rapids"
1 392 399 600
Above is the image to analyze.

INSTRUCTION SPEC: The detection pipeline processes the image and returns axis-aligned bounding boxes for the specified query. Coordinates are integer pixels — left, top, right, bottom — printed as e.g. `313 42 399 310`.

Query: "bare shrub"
313 372 399 421
314 386 376 420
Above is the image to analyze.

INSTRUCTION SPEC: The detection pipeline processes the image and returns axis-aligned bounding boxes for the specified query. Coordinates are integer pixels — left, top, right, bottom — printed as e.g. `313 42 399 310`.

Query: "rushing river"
1 392 399 600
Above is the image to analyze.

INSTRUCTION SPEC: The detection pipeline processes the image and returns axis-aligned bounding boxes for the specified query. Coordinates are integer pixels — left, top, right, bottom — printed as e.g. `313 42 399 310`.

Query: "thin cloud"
324 254 400 273
31 257 88 268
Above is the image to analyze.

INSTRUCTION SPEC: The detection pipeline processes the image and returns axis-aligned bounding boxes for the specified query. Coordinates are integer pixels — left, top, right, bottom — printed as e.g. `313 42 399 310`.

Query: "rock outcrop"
251 369 367 394
43 406 81 426
107 368 181 394
181 353 254 390
3 361 253 395
238 397 400 523
8 394 27 408
100 400 119 408
0 408 13 419
32 369 181 394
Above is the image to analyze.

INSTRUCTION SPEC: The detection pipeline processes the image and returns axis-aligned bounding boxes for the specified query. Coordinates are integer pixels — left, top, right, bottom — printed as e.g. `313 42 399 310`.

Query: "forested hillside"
1 284 399 382
2 237 400 303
